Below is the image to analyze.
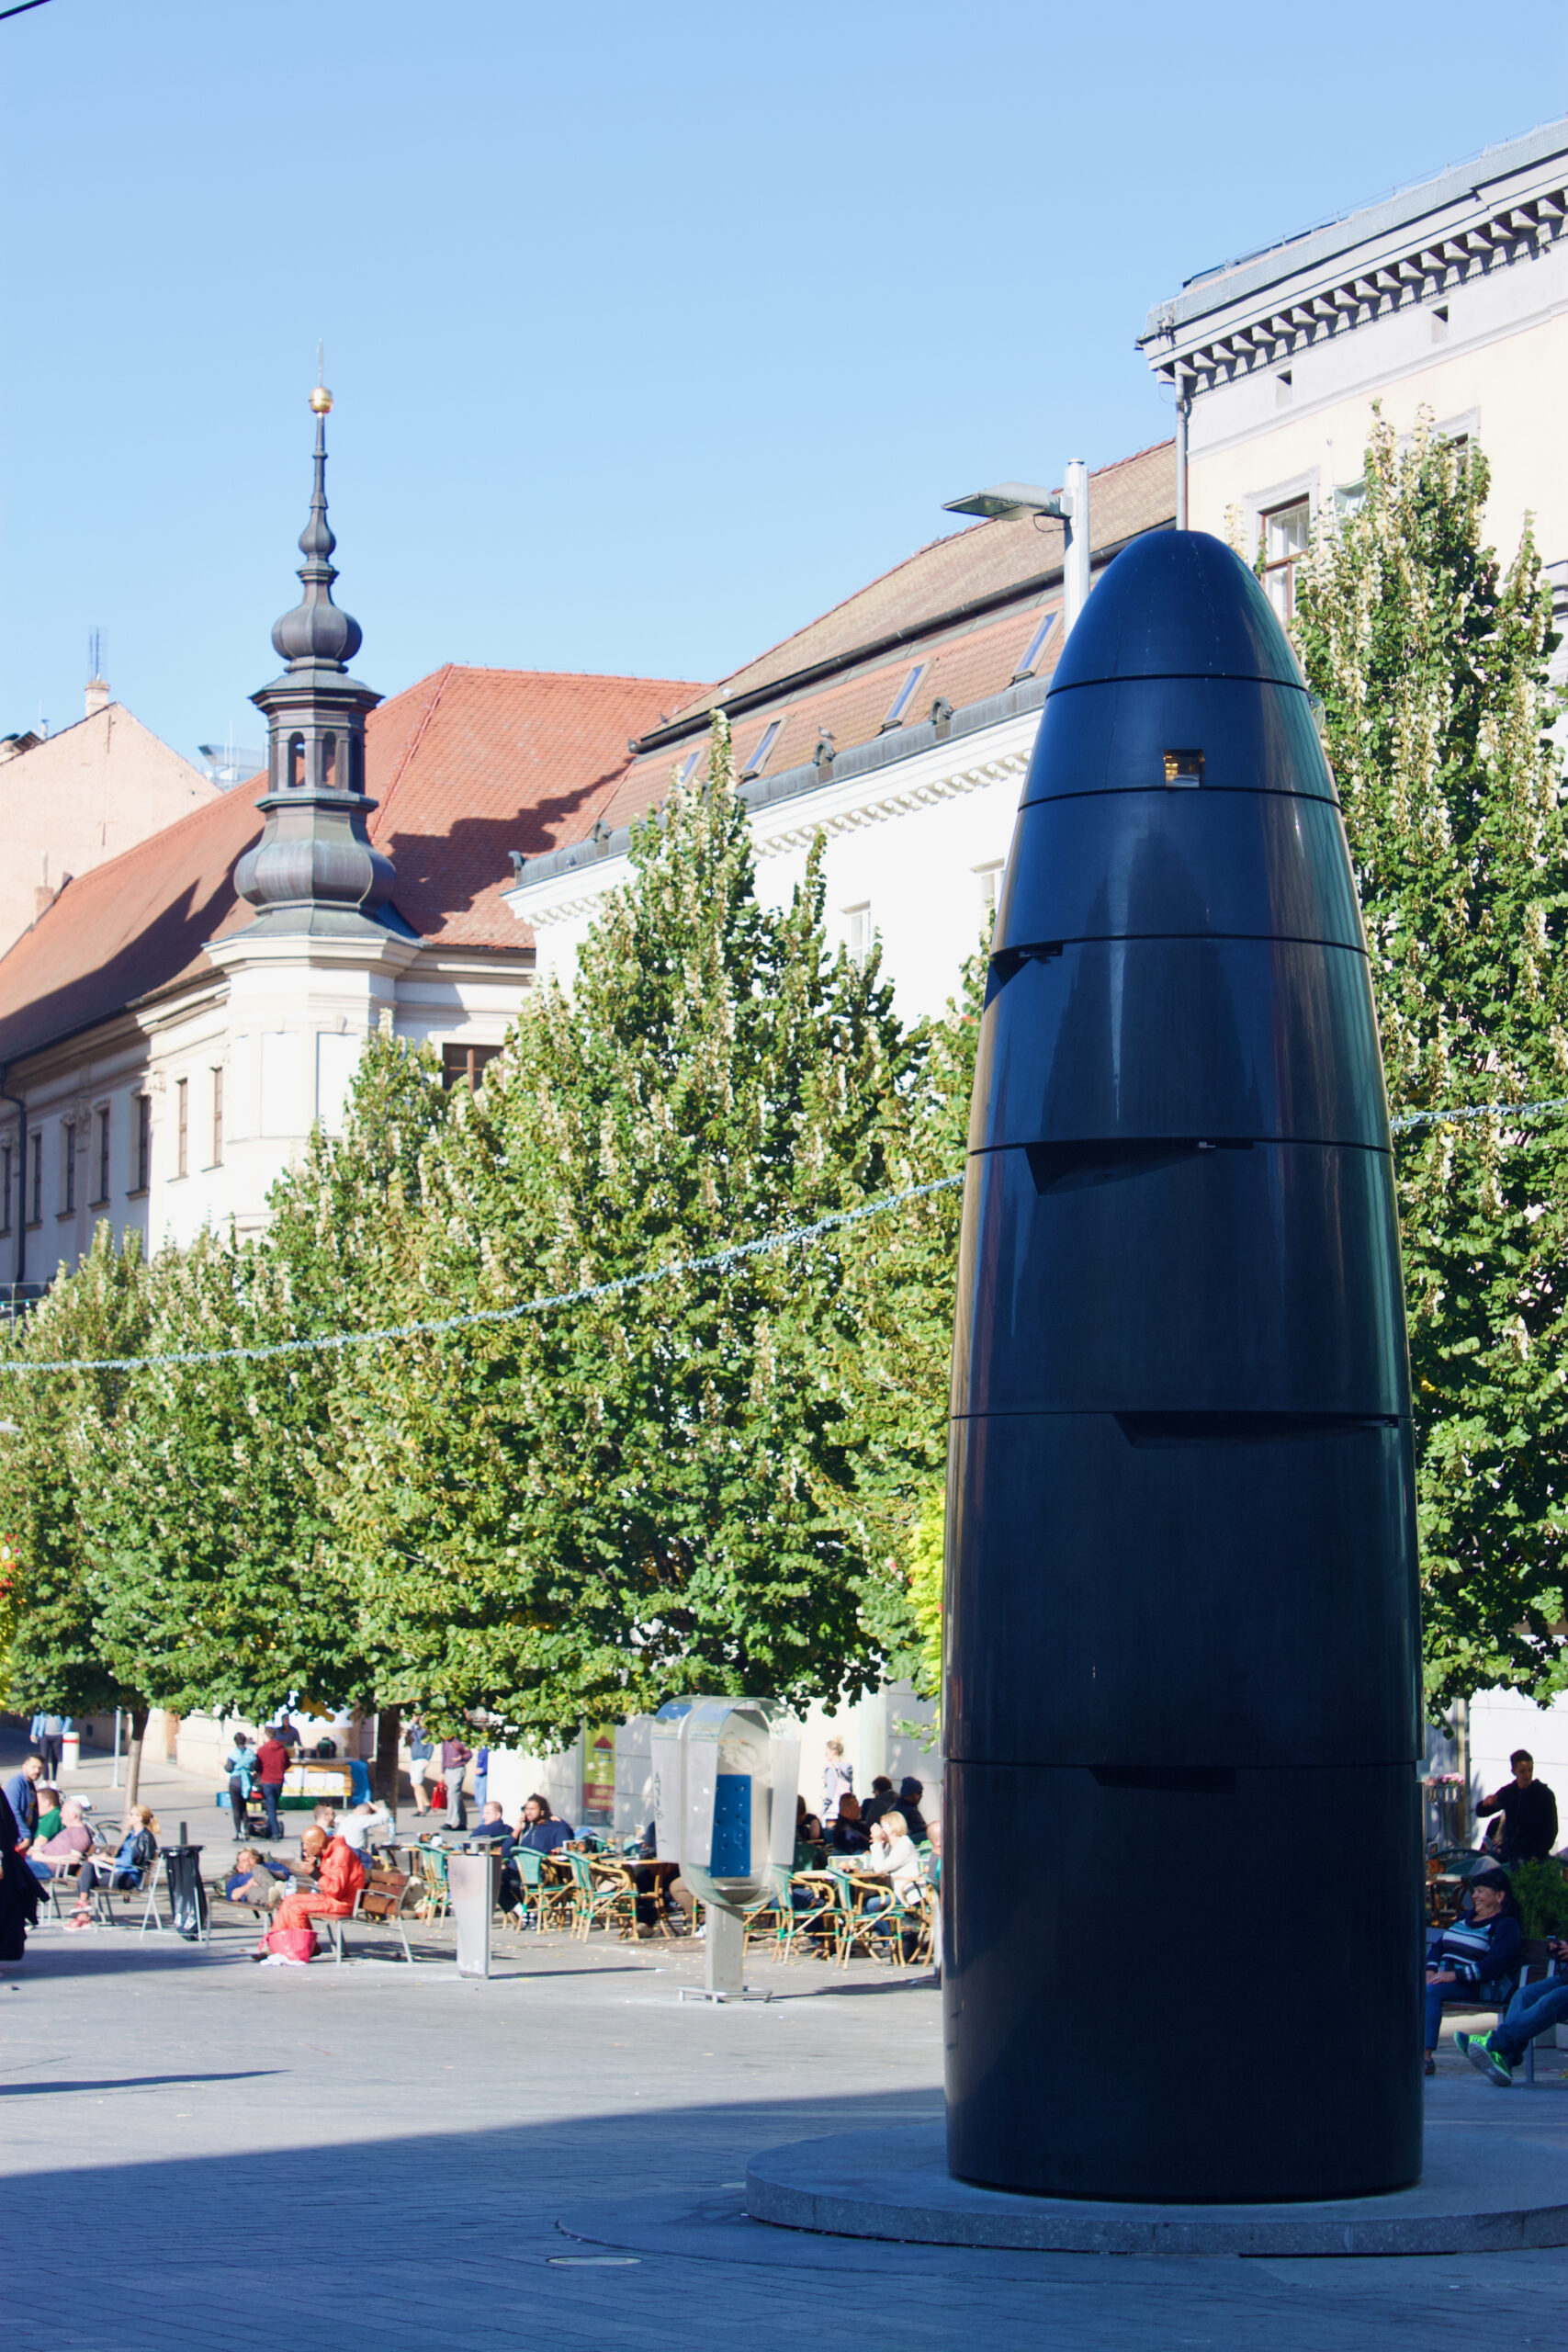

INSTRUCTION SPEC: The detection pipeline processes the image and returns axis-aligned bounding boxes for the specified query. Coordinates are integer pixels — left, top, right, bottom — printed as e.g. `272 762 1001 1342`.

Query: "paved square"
5 1733 1565 2349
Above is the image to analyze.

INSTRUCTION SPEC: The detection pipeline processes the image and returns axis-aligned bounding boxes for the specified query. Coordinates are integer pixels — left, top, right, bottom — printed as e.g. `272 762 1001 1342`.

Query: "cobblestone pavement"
4 1728 1565 2349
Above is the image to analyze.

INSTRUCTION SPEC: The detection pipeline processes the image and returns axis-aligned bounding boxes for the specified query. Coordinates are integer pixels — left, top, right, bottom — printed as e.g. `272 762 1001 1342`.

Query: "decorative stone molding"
1145 186 1568 393
751 751 1028 861
515 743 1032 928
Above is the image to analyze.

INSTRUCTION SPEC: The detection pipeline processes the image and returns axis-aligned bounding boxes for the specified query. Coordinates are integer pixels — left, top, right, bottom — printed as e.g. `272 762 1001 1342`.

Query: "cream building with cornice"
1138 116 1568 636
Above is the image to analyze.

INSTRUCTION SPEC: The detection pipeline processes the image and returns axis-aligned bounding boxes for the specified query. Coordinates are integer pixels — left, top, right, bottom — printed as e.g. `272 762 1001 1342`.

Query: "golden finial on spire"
310 339 333 414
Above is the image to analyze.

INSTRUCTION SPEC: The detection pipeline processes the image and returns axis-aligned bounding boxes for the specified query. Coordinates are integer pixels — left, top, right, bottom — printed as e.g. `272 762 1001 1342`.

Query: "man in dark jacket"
1477 1751 1559 1863
859 1776 897 1830
897 1778 930 1844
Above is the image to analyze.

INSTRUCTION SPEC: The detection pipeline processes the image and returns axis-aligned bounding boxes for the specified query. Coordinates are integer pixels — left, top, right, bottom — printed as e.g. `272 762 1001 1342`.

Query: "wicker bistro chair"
412 1844 450 1925
782 1871 851 1966
560 1851 640 1941
509 1845 578 1934
742 1864 796 1961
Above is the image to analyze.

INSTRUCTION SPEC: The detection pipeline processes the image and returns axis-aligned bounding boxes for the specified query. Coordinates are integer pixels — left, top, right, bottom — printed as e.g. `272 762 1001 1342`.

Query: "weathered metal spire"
234 383 398 938
269 387 364 670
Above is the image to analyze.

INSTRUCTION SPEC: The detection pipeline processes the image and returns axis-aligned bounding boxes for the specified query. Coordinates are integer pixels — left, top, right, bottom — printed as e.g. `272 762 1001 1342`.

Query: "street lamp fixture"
942 462 1092 637
942 481 1067 522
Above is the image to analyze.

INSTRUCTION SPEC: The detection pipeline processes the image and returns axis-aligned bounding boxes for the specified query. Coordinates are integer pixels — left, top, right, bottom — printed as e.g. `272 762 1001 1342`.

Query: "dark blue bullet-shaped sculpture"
944 530 1422 2203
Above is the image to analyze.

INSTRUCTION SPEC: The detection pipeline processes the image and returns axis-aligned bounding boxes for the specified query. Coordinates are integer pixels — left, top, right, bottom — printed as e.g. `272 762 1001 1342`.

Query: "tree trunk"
123 1704 151 1812
372 1702 402 1814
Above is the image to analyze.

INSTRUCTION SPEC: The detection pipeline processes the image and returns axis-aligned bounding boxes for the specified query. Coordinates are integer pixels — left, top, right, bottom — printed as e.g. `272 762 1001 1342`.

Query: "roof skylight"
1012 610 1058 681
739 719 784 779
880 662 929 730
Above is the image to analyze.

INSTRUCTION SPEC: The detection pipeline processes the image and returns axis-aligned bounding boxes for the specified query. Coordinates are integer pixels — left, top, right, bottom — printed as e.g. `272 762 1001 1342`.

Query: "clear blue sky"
2 0 1564 764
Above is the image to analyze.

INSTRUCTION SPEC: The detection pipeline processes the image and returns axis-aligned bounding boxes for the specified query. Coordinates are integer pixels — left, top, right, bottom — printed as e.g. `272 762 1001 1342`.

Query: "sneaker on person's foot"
1478 2039 1515 2087
1455 2030 1475 2062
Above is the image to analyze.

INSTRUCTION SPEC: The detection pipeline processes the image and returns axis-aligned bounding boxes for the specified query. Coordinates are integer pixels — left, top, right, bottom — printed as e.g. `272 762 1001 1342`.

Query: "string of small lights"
1 1091 1562 1380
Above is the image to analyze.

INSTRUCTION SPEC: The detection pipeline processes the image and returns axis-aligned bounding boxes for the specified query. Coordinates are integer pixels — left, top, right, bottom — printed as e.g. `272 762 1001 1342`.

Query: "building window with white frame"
844 903 872 969
1260 497 1310 620
28 1133 41 1226
175 1077 188 1179
976 862 1004 922
93 1106 110 1205
0 1142 11 1236
211 1067 224 1167
62 1120 76 1215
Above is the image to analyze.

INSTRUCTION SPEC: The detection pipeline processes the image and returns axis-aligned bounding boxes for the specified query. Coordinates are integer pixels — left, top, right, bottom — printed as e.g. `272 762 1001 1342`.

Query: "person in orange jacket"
268 1826 365 1940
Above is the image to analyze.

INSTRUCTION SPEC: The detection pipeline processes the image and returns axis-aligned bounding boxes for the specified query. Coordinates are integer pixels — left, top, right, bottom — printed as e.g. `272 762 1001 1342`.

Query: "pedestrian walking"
35 1714 66 1777
822 1737 853 1825
440 1734 472 1831
408 1722 434 1815
255 1725 290 1841
224 1732 257 1838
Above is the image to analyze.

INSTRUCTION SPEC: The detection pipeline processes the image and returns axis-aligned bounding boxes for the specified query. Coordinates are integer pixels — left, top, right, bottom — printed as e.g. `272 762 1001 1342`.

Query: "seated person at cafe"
839 1809 923 1905
338 1798 393 1861
1459 1932 1568 2086
225 1846 290 1908
264 1826 364 1947
859 1776 897 1830
305 1803 338 1845
32 1786 63 1845
513 1794 573 1854
28 1800 95 1885
793 1796 826 1871
1423 1867 1522 2074
826 1792 870 1855
468 1801 513 1851
897 1778 929 1844
66 1805 162 1928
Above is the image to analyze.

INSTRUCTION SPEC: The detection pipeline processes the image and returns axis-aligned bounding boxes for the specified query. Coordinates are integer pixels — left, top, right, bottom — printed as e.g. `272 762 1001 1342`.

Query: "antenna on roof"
317 338 326 388
87 625 104 682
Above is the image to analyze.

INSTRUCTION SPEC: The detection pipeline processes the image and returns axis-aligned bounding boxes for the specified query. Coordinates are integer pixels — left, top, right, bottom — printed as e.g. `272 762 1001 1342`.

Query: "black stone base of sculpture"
942 1759 1423 2202
739 2124 1568 2255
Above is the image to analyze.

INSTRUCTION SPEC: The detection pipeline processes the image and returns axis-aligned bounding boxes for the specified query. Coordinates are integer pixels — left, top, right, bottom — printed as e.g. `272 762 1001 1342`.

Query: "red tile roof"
0 663 705 1067
594 442 1175 840
660 440 1175 723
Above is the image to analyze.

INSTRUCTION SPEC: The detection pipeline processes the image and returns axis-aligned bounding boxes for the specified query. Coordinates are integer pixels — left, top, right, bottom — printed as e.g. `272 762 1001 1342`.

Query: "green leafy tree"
85 1031 456 1780
830 936 986 1685
1292 412 1568 1702
338 718 924 1743
0 1226 156 1800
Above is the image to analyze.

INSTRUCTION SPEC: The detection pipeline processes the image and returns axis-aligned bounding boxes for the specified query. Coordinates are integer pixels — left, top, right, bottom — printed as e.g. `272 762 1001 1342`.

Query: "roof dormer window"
880 662 928 730
739 719 784 779
1012 611 1058 682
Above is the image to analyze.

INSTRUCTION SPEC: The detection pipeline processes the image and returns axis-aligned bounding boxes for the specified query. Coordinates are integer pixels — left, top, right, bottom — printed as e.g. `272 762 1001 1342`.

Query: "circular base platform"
744 2123 1568 2256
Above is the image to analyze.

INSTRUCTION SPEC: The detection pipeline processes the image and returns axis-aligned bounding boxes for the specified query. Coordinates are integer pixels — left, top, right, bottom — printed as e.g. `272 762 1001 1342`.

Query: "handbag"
263 1924 319 1962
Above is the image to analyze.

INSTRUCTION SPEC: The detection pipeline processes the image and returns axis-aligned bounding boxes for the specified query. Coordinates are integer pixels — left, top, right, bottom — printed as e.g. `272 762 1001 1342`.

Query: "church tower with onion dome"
233 381 400 938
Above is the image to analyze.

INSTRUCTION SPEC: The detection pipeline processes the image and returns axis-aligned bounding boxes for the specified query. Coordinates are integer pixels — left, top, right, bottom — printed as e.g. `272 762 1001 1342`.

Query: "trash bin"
61 1731 81 1773
448 1849 499 1977
162 1845 208 1943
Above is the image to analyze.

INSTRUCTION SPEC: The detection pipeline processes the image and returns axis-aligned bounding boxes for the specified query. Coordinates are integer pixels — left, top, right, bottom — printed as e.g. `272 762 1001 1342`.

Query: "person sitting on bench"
225 1846 289 1910
1458 1935 1568 2085
262 1826 364 1951
1424 1867 1522 2074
